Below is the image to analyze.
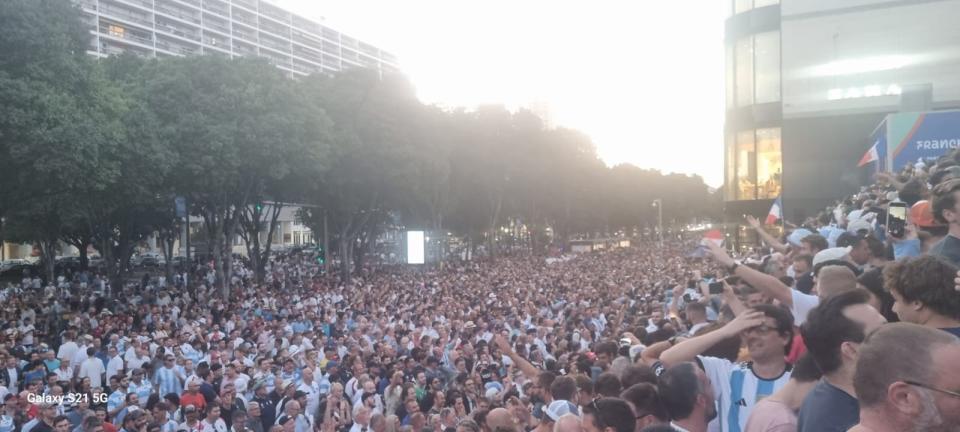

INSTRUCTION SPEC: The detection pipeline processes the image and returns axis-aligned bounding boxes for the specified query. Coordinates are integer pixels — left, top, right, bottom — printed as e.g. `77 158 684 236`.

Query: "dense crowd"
2 152 960 432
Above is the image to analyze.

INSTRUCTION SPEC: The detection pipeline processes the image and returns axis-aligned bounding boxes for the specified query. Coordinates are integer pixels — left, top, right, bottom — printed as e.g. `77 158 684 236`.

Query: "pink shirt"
744 399 797 432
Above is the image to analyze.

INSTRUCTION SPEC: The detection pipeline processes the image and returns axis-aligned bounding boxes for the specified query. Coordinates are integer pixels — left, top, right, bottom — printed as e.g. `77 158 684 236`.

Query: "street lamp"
652 199 663 247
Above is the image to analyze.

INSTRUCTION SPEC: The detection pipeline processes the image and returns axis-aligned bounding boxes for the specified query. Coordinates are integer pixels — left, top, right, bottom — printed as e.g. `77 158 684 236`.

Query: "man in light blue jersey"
659 305 794 432
154 356 183 398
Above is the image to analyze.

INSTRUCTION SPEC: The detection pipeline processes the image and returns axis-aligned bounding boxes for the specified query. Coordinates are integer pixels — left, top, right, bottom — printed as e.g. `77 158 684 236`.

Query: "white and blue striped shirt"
698 356 792 432
154 366 182 396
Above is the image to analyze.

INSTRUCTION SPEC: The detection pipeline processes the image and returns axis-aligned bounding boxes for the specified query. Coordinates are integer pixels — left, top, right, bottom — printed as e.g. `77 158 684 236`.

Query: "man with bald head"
554 415 582 432
485 408 518 432
849 322 960 432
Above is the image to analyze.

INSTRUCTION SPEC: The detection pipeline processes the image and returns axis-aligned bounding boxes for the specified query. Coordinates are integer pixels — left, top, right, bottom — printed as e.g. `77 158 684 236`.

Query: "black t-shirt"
797 379 858 432
931 234 960 267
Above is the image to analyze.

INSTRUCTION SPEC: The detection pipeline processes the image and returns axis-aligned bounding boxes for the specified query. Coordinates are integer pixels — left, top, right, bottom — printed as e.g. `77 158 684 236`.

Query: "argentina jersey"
697 355 792 432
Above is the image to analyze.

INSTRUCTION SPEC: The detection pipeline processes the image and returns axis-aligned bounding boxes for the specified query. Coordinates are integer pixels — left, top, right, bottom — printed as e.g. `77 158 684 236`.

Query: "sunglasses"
904 380 960 399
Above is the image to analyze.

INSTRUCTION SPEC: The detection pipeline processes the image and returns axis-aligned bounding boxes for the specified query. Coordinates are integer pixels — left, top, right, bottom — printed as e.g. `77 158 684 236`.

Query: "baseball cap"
545 400 580 421
812 247 851 269
910 200 944 228
183 404 197 413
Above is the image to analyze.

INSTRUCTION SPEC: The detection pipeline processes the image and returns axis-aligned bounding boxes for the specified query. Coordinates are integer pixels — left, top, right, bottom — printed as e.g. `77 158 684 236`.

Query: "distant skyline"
270 0 726 186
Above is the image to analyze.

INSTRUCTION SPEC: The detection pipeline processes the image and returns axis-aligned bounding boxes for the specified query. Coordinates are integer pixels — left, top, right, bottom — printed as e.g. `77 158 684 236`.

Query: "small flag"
858 141 880 167
766 196 783 225
701 229 724 247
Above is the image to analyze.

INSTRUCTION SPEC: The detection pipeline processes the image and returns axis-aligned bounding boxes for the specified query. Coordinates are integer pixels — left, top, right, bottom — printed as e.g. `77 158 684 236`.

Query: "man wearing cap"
177 405 201 432
250 381 276 432
180 377 206 414
275 400 310 432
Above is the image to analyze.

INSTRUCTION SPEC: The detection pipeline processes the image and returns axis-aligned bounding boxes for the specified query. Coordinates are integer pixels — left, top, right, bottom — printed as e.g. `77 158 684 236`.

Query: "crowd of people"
2 152 960 432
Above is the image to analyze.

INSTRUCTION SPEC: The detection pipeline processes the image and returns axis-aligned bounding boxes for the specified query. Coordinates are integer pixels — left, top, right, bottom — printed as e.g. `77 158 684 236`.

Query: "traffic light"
316 245 325 264
255 201 263 212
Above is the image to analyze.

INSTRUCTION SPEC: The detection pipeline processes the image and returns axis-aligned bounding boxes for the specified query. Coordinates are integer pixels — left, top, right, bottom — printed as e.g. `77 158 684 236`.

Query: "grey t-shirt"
930 234 960 267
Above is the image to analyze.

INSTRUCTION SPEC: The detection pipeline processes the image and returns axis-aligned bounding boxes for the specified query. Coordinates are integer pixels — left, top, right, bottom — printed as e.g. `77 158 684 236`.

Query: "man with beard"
658 363 716 432
849 323 960 432
659 306 794 432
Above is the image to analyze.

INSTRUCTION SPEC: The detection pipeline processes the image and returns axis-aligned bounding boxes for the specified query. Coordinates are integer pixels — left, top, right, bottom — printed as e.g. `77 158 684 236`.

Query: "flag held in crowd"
766 196 782 225
858 141 880 167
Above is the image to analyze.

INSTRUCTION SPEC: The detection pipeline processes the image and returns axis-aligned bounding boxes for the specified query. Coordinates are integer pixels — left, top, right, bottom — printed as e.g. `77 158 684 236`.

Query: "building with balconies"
73 0 399 77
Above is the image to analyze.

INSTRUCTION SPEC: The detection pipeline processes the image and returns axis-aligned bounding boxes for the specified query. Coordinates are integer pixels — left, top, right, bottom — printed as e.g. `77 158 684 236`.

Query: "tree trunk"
78 239 90 270
339 225 352 284
39 238 57 284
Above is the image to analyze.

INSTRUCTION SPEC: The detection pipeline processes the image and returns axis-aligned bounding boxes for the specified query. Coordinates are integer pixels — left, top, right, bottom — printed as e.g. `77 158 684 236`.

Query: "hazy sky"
270 0 727 186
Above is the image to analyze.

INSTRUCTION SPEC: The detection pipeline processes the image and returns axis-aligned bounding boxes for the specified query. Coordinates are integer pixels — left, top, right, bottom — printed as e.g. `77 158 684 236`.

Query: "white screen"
407 231 425 264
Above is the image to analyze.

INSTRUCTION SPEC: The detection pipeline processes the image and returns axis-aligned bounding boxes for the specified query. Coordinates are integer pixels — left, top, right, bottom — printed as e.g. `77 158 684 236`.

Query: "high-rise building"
73 0 399 77
723 0 960 233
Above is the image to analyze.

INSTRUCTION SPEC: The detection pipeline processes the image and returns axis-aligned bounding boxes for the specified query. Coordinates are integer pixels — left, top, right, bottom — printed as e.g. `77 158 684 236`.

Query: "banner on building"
869 110 960 171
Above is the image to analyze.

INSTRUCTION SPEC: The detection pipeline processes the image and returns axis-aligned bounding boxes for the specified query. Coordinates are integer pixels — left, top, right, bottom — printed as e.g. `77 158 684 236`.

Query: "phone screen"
887 203 908 238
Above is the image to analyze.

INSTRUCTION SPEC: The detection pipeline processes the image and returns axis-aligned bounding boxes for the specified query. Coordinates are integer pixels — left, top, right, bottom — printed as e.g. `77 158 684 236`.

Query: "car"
132 252 165 267
0 259 30 272
0 262 37 278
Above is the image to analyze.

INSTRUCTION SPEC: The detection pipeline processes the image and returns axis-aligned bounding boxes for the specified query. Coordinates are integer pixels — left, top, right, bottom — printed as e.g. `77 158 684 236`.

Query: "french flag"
858 141 880 167
701 229 724 247
766 196 783 225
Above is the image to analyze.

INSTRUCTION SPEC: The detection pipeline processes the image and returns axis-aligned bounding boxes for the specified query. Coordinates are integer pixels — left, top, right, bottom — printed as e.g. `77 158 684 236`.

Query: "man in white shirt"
106 346 124 383
72 337 92 373
127 347 151 372
54 359 74 383
77 347 106 390
57 332 79 363
124 339 141 365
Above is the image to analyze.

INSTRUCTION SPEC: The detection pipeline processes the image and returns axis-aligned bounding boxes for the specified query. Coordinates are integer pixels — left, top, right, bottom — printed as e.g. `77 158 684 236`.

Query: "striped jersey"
697 356 792 432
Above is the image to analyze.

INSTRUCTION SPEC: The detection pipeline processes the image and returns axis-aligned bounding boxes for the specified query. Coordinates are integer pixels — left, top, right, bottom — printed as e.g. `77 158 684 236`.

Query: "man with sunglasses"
849 322 960 432
659 305 793 432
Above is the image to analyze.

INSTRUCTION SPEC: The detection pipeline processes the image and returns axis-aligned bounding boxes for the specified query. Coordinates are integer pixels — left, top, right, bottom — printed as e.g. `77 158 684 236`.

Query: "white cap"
813 247 852 268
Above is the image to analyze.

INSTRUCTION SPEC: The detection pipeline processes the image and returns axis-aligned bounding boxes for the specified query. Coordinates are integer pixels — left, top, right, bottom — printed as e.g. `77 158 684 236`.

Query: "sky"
270 0 728 186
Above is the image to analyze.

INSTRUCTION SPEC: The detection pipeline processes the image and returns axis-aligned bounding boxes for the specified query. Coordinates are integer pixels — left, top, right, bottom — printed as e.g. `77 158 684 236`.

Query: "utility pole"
652 199 663 247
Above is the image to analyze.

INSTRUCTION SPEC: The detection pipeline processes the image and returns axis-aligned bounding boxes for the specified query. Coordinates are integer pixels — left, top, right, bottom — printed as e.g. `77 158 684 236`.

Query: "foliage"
1 2 719 288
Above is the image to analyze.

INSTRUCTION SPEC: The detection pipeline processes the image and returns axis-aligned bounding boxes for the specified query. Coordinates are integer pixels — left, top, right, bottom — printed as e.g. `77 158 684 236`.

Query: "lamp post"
652 199 663 247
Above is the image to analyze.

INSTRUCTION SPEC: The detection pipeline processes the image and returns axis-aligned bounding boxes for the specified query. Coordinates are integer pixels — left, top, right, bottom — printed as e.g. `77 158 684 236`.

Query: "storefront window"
754 32 780 104
736 130 756 200
756 128 782 199
735 37 754 107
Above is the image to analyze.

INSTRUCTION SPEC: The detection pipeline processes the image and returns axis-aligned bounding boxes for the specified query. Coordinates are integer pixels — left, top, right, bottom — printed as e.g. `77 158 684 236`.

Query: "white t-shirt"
78 357 106 389
790 290 820 326
58 341 79 362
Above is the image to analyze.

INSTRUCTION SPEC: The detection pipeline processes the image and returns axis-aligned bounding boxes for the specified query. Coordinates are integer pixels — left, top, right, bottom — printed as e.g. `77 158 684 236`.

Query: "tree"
147 56 331 297
299 70 418 282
